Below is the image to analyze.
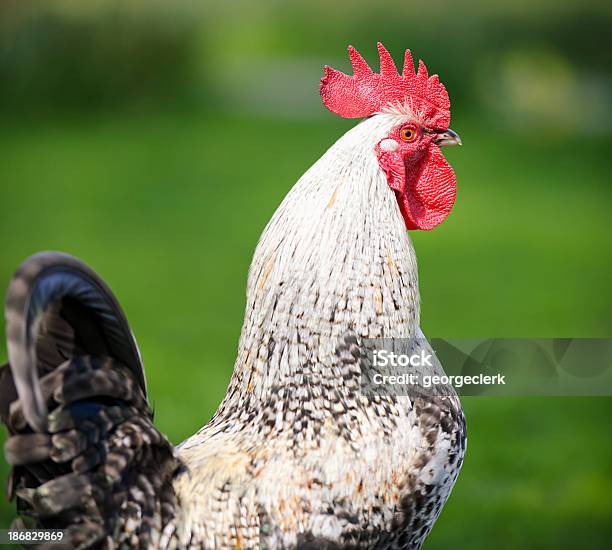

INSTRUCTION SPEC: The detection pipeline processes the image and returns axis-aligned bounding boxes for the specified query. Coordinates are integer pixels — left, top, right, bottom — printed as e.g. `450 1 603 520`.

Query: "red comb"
320 43 450 129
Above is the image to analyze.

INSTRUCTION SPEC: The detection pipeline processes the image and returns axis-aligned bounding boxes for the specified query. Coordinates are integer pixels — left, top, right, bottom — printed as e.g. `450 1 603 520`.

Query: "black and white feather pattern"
1 252 179 549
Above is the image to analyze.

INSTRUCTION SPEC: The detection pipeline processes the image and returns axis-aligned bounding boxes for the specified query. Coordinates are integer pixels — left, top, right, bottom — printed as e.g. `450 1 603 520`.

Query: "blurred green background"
1 0 611 548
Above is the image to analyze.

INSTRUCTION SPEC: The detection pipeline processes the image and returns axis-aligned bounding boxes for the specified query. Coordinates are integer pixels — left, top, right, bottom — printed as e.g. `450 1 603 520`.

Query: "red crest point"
320 43 450 130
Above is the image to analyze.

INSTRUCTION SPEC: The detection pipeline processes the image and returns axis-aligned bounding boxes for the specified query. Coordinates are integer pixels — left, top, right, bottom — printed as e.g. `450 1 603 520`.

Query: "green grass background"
0 112 610 548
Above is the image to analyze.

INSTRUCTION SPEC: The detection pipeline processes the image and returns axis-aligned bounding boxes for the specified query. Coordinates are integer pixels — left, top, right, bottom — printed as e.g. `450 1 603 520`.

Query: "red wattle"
397 145 456 230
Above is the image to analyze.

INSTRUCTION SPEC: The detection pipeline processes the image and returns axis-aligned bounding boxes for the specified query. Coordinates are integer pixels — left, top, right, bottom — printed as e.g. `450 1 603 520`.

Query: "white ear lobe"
379 138 399 152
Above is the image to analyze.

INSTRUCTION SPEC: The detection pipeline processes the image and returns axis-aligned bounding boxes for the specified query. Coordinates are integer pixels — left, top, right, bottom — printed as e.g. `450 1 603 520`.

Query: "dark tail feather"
4 252 146 432
2 253 178 545
0 361 17 426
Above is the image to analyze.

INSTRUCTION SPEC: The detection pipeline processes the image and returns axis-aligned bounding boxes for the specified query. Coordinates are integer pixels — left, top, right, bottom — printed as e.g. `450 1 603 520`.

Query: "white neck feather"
222 114 420 405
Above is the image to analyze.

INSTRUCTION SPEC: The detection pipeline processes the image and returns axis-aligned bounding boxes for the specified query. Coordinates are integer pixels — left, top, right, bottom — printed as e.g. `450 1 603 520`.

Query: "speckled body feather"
1 109 465 549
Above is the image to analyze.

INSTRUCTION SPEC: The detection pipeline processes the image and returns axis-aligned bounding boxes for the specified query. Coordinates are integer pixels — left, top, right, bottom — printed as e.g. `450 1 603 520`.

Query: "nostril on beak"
434 128 462 147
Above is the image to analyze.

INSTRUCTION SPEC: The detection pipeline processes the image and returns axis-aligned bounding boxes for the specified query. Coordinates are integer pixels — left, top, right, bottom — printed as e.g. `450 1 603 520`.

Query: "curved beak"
434 128 462 147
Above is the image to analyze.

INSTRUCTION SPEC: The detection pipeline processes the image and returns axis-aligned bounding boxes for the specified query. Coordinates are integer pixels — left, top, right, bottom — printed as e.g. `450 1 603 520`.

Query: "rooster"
0 44 465 549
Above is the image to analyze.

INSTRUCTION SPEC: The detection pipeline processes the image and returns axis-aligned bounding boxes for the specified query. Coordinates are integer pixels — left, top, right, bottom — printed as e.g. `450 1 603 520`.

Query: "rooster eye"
400 127 417 141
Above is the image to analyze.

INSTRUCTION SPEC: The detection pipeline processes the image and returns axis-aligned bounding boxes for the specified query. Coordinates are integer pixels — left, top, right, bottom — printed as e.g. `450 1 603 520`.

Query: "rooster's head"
320 43 461 230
